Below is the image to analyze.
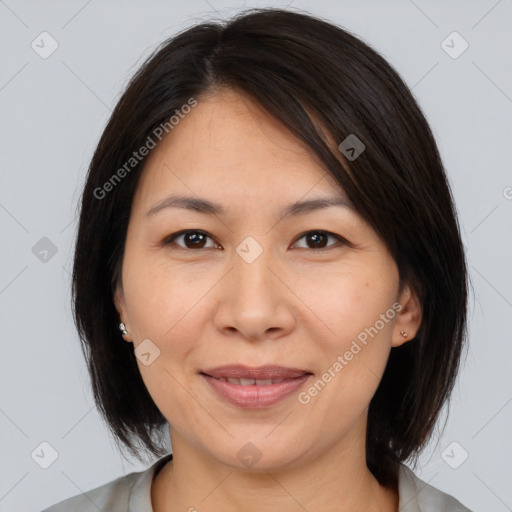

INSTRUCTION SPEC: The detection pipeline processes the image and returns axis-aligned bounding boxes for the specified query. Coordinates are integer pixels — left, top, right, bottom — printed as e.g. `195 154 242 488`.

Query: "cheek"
123 258 216 412
299 262 398 413
300 263 396 344
125 261 204 419
123 254 208 339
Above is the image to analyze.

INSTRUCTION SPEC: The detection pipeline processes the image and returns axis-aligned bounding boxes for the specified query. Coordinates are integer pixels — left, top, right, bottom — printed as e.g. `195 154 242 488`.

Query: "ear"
392 284 422 348
113 281 126 317
113 282 132 341
113 281 131 339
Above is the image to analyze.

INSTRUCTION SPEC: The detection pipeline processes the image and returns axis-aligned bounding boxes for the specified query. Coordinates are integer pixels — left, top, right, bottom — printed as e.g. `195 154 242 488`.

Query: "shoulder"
40 472 139 512
40 453 173 512
398 463 473 512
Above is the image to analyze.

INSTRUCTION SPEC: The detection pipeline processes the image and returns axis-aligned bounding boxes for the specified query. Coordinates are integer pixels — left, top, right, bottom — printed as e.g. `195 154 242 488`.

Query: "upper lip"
201 365 312 380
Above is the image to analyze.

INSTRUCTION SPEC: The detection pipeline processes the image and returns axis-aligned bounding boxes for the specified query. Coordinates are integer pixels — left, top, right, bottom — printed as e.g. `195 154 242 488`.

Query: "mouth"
199 365 313 408
200 364 312 381
201 376 302 385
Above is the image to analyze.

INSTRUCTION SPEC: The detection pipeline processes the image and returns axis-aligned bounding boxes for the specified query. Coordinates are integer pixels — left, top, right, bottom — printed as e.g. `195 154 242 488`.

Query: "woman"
42 7 472 512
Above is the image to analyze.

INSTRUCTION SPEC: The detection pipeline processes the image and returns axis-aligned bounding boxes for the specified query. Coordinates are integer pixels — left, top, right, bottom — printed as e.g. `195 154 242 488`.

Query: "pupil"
187 232 205 248
309 232 326 248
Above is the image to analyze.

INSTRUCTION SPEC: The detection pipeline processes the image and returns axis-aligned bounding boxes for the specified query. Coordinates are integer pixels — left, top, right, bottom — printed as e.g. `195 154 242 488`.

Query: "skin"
114 87 422 512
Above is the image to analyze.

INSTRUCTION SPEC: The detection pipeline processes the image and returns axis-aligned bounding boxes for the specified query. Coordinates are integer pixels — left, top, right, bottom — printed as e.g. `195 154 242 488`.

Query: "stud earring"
400 330 408 338
119 322 128 336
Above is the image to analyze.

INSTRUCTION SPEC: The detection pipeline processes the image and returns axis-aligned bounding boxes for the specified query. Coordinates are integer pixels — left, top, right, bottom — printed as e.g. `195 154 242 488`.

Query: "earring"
400 330 408 338
119 322 128 336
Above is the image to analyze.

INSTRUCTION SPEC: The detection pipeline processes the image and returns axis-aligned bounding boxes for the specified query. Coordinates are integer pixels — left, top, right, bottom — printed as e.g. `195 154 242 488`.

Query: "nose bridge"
213 235 296 339
232 235 279 302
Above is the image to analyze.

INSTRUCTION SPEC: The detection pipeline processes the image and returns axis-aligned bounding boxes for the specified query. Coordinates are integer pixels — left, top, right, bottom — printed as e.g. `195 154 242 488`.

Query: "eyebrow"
146 193 354 220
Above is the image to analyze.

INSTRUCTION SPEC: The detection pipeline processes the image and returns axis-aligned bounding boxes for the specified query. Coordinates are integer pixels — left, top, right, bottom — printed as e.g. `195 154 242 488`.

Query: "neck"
151 425 398 512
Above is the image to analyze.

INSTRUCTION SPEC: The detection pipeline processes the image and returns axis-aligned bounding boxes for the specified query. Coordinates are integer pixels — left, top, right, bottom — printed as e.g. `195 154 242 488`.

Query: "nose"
213 244 297 342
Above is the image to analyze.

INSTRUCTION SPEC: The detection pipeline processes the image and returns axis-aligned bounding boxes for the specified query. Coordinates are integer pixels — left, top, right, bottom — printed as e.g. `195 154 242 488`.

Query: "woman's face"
114 88 420 470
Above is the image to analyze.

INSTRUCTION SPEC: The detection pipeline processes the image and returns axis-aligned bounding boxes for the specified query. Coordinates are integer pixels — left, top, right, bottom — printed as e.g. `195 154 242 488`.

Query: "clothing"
41 452 473 511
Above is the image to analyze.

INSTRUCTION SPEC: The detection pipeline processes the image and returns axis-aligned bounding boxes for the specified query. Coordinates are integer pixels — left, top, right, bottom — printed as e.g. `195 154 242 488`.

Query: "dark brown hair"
71 7 469 486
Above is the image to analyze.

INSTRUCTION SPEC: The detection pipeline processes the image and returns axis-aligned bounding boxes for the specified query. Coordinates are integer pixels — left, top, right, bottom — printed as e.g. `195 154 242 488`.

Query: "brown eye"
292 230 347 250
163 229 349 251
164 230 217 250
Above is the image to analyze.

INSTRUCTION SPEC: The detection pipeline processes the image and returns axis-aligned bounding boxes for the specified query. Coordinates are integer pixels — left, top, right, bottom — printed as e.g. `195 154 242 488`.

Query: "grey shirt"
41 453 473 511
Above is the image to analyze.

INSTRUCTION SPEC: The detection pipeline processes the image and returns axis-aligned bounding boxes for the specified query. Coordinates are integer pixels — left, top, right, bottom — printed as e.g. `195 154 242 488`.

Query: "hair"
71 7 470 486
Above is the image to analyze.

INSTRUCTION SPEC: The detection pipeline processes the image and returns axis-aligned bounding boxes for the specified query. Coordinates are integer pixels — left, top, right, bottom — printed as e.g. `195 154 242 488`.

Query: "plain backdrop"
0 1 511 511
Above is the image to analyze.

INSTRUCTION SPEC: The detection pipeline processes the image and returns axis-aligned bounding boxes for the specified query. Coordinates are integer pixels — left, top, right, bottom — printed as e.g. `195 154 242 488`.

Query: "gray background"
1 1 511 511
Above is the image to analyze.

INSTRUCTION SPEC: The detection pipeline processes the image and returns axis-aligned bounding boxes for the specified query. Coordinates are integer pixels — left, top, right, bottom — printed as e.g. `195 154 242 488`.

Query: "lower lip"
201 374 312 408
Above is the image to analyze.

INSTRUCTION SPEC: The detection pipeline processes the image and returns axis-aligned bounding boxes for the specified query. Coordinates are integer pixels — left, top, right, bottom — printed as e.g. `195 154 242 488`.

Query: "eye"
163 229 349 251
163 230 219 250
292 230 348 250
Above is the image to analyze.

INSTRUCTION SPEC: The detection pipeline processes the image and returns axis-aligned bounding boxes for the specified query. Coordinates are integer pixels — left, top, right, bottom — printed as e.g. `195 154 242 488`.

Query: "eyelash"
162 229 351 251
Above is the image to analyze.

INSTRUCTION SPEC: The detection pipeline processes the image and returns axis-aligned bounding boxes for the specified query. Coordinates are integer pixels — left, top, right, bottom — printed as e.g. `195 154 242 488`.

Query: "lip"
201 364 311 380
200 365 313 409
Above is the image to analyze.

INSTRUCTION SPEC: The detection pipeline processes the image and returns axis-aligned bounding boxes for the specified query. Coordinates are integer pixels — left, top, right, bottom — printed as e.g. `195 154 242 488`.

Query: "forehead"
132 88 346 212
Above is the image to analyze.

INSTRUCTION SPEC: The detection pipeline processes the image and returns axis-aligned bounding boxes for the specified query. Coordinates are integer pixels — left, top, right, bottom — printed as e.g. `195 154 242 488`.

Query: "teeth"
256 379 273 386
228 377 244 384
220 377 287 385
